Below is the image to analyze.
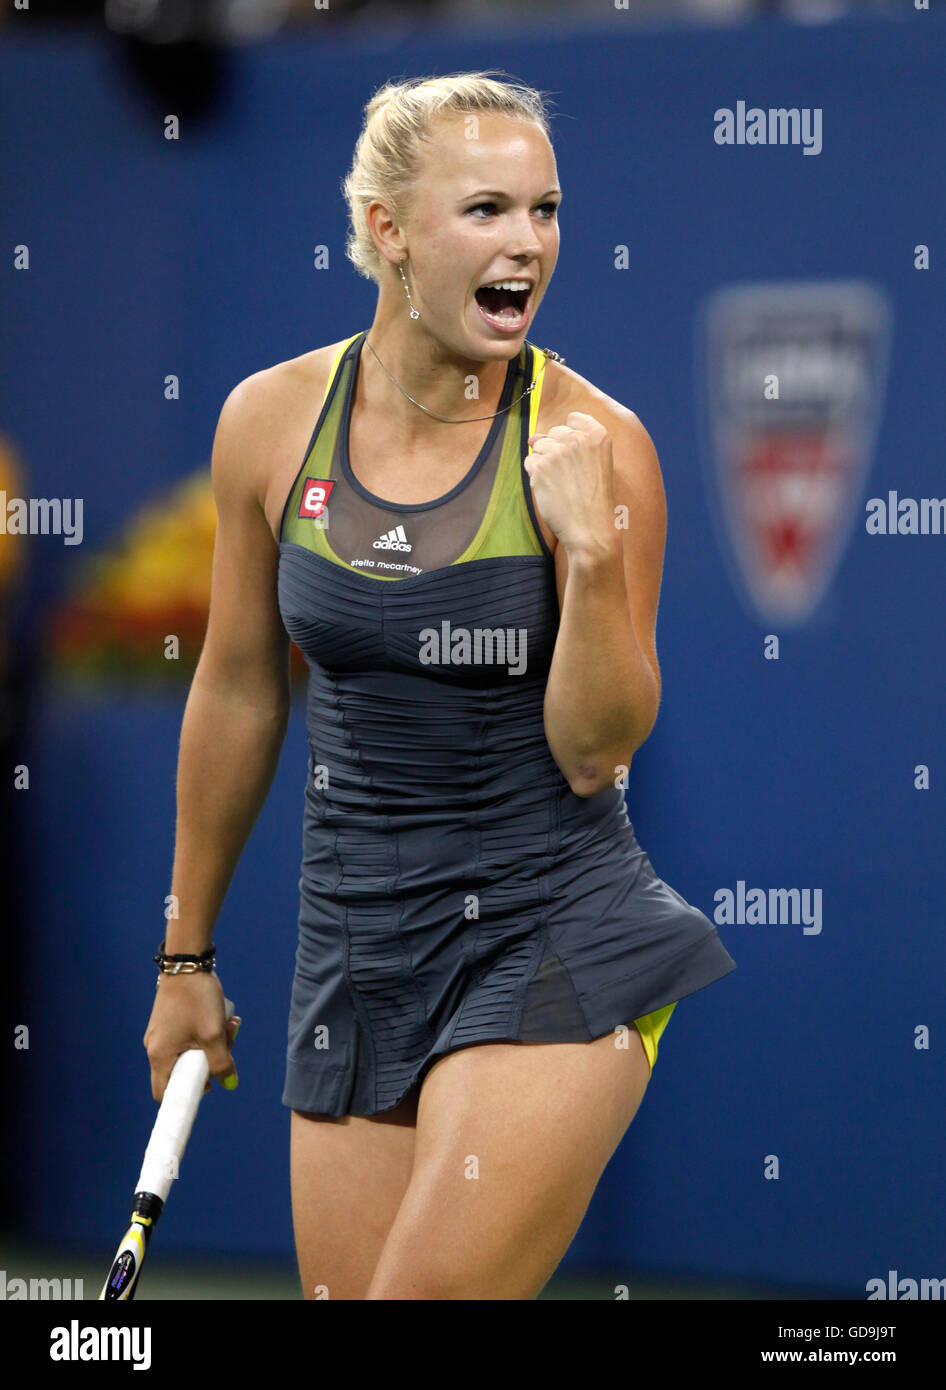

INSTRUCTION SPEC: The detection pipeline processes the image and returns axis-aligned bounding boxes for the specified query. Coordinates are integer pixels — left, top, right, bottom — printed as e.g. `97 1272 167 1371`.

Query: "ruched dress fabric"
277 332 736 1117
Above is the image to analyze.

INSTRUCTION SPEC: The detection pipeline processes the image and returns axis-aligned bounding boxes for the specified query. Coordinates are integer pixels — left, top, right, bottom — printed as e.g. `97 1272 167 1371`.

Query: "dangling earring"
399 258 419 319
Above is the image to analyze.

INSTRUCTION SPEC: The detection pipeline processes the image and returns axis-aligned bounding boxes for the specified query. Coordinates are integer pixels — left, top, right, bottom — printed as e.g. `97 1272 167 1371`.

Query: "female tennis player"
143 71 736 1300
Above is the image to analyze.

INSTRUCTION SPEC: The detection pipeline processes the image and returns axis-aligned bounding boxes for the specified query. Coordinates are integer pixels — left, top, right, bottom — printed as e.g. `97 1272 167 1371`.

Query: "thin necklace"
363 335 564 424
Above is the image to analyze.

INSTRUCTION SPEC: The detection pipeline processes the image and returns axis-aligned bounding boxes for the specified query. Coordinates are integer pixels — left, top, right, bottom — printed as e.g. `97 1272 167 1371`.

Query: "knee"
365 1235 518 1300
364 1262 470 1301
365 1236 550 1300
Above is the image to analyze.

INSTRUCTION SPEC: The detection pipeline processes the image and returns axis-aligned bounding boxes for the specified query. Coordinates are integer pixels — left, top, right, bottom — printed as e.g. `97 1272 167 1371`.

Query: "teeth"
480 280 531 292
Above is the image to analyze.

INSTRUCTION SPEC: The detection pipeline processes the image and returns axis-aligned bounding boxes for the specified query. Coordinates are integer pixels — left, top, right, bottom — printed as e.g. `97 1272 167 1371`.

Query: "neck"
360 292 517 437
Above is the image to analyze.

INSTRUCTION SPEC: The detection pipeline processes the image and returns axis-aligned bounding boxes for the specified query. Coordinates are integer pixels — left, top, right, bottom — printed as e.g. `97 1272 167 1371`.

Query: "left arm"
525 407 666 797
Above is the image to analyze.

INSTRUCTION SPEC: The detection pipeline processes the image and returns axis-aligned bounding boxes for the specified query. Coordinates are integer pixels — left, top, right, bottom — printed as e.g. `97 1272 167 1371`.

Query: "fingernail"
223 1073 238 1090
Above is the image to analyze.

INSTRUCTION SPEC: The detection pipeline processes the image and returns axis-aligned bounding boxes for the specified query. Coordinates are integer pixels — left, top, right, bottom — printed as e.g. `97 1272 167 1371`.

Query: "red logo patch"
298 477 334 519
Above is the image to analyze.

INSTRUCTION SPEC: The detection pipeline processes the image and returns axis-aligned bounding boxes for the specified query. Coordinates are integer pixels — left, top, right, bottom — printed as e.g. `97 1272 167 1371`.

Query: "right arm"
144 374 292 1101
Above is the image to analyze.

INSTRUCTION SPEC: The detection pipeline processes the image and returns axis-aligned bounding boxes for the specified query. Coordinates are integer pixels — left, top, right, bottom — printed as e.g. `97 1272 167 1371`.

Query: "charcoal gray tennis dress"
277 331 736 1117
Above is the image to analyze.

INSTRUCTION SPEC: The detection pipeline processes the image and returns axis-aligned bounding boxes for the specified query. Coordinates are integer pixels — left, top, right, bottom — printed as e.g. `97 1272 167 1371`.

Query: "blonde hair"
342 71 556 286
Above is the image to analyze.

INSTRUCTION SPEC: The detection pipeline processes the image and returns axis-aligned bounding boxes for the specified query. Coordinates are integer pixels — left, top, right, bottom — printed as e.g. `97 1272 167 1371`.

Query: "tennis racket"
99 996 237 1301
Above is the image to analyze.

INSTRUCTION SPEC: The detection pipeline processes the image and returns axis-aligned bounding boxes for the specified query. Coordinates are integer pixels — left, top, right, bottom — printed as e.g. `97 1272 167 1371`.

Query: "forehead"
418 112 556 188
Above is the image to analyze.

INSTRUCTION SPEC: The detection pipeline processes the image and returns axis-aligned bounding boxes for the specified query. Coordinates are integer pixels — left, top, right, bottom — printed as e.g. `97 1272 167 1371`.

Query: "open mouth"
474 283 531 329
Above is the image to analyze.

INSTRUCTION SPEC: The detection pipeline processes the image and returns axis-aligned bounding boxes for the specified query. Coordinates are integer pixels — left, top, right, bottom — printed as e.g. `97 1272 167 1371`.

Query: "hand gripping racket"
99 997 237 1301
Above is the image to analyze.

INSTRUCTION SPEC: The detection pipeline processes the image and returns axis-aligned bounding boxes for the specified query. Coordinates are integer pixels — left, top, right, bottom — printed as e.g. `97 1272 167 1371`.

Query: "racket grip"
135 997 235 1202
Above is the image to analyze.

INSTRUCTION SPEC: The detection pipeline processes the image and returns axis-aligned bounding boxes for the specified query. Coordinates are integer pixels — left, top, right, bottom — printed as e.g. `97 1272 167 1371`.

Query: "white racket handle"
135 997 235 1203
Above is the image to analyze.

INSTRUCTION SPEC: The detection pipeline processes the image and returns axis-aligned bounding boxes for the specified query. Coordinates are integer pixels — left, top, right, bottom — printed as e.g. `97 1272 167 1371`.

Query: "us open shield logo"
698 281 891 624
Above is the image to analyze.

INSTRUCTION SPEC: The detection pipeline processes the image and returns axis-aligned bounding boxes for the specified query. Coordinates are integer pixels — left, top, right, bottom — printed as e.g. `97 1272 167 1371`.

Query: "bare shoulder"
535 354 661 480
535 353 645 436
221 340 349 433
212 341 352 525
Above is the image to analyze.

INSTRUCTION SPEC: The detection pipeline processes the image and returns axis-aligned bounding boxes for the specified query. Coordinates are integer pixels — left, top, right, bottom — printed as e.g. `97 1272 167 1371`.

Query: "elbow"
569 777 608 800
567 730 653 799
568 761 620 799
560 696 659 798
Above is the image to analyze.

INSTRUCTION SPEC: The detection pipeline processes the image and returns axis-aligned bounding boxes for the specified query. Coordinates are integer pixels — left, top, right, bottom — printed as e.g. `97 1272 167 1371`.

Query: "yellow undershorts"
633 1002 677 1074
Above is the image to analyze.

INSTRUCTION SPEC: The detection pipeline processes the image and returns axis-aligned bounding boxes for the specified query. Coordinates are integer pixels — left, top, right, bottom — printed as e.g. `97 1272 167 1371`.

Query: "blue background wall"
2 14 943 1295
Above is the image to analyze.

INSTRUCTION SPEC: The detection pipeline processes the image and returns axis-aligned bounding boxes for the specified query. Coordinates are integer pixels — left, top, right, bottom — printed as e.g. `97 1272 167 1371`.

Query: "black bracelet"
154 938 216 974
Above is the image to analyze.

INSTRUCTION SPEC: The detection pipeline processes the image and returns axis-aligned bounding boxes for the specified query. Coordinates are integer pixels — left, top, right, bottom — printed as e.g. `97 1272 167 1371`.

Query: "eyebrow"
460 188 562 200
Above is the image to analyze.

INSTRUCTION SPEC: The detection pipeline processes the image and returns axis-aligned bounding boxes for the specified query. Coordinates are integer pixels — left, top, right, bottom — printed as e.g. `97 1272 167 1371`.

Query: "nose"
506 209 545 262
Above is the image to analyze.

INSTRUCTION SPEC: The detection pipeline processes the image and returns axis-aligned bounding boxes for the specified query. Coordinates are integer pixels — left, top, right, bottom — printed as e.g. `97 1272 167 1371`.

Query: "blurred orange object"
0 434 28 596
45 467 307 687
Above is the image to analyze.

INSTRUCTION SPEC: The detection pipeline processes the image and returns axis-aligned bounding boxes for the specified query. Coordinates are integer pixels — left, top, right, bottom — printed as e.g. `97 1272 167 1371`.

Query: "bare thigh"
365 1025 651 1300
290 1088 419 1300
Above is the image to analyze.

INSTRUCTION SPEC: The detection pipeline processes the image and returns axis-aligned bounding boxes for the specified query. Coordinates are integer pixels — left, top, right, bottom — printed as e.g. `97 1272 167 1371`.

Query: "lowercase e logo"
299 478 334 519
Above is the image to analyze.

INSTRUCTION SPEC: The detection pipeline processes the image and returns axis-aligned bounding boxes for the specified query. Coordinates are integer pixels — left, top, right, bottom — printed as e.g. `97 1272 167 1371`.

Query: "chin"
469 327 528 357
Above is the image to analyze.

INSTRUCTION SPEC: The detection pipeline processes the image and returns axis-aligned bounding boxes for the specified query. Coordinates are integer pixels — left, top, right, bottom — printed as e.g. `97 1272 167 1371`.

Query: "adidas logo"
373 524 412 552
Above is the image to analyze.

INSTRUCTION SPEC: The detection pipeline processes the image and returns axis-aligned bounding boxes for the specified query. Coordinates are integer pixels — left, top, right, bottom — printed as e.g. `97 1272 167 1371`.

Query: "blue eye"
468 201 559 218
